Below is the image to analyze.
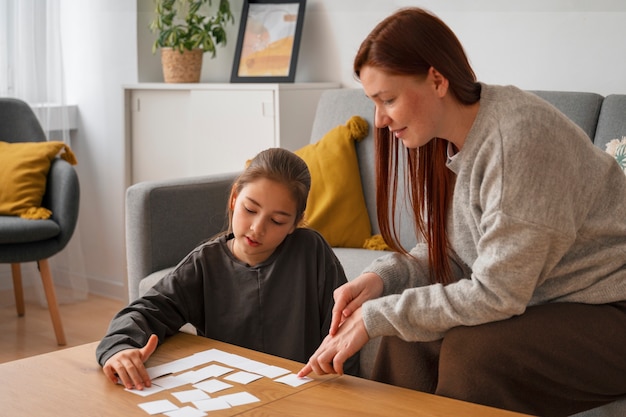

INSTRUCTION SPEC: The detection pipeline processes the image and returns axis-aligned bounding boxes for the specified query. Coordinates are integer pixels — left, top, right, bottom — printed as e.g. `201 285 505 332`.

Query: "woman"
298 8 626 417
97 148 358 391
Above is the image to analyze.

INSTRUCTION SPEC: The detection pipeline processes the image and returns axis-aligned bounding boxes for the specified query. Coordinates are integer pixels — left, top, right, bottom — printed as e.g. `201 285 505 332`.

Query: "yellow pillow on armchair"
295 116 372 248
0 141 77 219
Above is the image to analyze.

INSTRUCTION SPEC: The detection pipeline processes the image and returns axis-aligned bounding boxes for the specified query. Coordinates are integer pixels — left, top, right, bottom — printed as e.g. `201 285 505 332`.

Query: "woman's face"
360 65 447 149
230 177 297 266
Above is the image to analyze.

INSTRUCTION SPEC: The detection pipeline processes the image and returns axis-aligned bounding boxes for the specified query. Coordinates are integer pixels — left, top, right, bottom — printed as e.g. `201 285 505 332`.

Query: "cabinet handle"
262 102 274 117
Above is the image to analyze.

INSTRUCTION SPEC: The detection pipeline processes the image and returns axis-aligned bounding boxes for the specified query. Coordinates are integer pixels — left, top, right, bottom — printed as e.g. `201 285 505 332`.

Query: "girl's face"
359 65 447 149
230 177 298 266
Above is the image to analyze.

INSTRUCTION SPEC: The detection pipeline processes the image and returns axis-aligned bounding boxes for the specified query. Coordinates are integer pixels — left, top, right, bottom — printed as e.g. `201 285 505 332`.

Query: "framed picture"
230 0 306 83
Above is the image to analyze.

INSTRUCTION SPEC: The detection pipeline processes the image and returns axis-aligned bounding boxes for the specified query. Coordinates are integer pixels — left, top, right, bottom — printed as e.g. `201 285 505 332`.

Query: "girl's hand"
330 272 383 336
298 308 369 377
102 334 159 390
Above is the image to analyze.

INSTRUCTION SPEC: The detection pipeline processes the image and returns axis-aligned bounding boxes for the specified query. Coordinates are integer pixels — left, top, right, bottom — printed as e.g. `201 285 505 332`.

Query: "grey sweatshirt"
362 84 626 342
97 228 359 375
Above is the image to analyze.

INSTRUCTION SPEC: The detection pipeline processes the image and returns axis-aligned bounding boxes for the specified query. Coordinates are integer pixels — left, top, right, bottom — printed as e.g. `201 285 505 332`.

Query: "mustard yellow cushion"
295 116 372 248
0 141 77 219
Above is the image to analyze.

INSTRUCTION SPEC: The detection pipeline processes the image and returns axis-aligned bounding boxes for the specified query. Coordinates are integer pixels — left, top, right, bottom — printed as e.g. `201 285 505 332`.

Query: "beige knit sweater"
362 84 626 342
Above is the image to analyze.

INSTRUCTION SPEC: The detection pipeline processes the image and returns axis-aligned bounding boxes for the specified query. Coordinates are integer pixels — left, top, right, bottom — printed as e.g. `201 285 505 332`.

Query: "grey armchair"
0 98 80 346
125 173 235 302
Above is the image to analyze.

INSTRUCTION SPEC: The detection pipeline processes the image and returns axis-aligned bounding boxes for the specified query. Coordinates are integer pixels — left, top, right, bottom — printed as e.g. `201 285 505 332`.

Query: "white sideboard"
123 82 340 185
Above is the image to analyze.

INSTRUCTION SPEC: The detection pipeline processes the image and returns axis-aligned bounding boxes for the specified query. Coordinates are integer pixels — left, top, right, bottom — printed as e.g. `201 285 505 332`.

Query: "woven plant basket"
161 48 203 83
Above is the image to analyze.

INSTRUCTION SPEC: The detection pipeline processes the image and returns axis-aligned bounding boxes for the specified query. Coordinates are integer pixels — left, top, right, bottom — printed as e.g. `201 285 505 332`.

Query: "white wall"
297 0 626 95
62 0 626 302
137 0 626 95
60 0 138 300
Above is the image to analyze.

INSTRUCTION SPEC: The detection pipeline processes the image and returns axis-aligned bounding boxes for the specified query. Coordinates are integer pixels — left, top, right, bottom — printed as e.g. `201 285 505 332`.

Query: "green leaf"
615 144 626 170
150 0 234 55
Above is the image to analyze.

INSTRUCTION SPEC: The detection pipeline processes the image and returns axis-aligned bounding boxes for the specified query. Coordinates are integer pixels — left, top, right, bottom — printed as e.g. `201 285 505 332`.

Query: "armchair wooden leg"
10 263 25 317
38 259 67 346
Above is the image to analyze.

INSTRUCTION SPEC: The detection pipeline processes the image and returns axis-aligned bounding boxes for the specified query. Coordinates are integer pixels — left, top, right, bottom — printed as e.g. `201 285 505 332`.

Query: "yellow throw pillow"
0 141 77 219
295 116 372 248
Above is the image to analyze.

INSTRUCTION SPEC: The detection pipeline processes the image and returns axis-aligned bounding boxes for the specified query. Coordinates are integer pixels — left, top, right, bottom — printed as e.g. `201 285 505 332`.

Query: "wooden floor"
0 292 125 364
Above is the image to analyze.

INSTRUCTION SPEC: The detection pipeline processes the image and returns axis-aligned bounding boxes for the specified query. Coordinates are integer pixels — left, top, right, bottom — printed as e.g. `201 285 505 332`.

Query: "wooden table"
0 333 531 416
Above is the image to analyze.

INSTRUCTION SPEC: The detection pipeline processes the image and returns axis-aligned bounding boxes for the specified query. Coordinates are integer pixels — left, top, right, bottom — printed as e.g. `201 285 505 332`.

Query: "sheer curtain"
0 0 87 305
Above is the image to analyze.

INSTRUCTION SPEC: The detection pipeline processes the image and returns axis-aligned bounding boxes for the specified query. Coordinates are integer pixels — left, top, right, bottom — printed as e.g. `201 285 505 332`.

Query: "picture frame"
230 0 306 83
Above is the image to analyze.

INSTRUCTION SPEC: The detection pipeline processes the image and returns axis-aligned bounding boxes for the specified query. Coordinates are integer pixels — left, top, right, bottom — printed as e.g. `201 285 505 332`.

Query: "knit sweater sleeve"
361 215 571 341
95 247 207 366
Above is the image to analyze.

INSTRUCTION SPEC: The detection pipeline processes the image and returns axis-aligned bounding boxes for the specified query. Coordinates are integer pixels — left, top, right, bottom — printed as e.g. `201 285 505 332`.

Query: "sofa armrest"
125 172 238 302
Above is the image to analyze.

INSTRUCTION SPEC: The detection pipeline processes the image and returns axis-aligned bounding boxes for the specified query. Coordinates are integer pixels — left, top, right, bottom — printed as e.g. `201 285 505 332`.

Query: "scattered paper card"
147 355 198 380
254 365 291 378
164 405 207 417
193 379 234 394
219 391 261 406
196 364 233 379
192 349 243 367
224 371 263 384
125 384 166 397
138 399 178 415
192 397 232 412
171 389 211 403
152 375 190 390
274 373 314 387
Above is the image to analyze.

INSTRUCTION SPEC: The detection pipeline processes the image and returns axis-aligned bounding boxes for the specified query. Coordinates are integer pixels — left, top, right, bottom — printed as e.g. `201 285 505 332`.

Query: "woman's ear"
429 67 449 97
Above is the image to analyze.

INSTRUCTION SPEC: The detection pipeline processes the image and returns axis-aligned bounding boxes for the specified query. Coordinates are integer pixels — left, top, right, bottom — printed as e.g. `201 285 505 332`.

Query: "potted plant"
150 0 235 83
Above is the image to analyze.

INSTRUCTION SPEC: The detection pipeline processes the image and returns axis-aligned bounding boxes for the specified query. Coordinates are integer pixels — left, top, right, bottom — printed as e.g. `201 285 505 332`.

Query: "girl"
98 148 358 390
299 7 626 417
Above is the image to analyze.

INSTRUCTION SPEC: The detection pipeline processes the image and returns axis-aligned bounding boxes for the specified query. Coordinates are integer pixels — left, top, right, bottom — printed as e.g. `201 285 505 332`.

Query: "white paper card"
176 370 201 384
193 349 242 367
171 389 211 403
274 373 314 387
254 365 290 379
164 406 207 417
192 398 232 411
193 379 234 394
219 391 261 406
224 371 263 385
152 375 189 390
197 364 233 379
138 399 179 415
147 355 198 379
125 384 166 396
230 358 268 373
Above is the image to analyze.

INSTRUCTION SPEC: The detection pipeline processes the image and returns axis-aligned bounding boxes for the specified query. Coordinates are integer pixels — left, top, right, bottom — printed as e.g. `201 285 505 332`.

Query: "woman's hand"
298 307 370 377
102 334 159 390
330 272 384 336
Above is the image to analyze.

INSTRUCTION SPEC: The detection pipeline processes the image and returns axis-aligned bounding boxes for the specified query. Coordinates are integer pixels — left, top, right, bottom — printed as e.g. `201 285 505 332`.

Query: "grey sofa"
126 88 626 417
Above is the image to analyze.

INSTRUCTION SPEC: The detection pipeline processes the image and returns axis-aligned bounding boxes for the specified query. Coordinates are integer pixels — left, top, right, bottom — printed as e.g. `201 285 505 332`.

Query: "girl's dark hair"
226 148 311 231
354 7 481 285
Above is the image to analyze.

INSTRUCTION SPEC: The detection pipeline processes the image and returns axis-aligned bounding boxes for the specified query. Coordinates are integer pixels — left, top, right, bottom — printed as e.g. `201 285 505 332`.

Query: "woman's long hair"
354 8 481 285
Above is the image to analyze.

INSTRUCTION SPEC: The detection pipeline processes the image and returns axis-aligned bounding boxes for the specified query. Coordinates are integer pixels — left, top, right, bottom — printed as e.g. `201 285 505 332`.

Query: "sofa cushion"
333 247 389 280
295 116 372 248
594 95 626 150
530 91 603 140
0 215 60 244
138 266 175 297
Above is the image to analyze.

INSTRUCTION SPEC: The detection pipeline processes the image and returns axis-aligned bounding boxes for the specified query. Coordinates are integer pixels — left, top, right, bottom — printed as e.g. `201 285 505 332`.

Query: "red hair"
355 8 481 285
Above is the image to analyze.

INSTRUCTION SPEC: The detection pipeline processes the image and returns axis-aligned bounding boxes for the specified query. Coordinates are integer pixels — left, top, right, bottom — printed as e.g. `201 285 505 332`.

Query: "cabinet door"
130 90 191 183
188 89 276 175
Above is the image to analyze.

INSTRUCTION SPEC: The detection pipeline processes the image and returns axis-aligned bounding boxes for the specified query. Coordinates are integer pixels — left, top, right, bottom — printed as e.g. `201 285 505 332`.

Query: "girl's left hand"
297 308 369 377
